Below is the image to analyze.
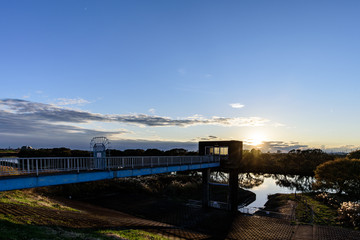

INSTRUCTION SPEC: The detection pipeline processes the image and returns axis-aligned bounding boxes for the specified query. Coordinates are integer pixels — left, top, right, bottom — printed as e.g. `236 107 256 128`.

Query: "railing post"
132 158 134 168
77 158 80 173
35 159 39 176
158 157 160 166
142 157 144 167
27 159 30 173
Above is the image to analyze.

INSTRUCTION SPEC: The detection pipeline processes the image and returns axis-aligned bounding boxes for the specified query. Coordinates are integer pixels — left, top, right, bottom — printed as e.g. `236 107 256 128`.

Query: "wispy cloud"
245 141 309 152
191 135 220 141
0 109 126 137
230 103 245 109
148 108 156 114
55 98 90 106
0 99 274 128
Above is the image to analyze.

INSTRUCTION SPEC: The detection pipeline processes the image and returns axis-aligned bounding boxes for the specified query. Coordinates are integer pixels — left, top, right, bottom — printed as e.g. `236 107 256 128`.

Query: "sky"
1 0 360 152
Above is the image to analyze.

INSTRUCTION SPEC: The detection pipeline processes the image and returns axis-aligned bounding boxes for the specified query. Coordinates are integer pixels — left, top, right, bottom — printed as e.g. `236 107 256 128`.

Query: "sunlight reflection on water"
244 175 305 209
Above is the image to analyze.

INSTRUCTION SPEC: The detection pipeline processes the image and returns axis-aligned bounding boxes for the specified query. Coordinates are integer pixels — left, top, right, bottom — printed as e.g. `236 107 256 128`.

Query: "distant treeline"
240 149 344 176
0 152 19 157
18 148 90 158
0 149 19 157
16 147 197 158
108 148 198 156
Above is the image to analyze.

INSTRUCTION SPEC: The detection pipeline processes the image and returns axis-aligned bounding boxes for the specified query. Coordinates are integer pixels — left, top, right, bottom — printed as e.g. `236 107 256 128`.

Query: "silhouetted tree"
164 148 188 156
347 150 360 159
314 158 360 197
144 149 164 156
123 149 145 156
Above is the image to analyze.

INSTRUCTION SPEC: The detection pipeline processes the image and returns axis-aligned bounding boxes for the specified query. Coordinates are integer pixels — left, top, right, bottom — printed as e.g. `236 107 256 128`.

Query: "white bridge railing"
0 155 220 176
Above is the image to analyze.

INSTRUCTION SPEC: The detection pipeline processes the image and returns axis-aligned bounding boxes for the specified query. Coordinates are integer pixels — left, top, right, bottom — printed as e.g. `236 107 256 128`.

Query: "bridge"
0 140 243 211
0 155 220 191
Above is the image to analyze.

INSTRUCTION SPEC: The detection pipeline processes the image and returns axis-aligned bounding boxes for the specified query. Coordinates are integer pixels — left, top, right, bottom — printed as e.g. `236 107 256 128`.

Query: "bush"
338 201 360 228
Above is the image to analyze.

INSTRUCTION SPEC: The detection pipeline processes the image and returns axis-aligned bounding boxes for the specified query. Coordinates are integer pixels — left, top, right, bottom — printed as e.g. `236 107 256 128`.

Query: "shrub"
338 201 360 228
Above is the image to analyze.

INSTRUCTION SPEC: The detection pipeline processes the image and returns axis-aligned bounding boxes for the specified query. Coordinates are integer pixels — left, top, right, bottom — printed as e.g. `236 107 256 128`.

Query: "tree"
284 149 332 175
314 158 360 197
347 150 360 159
144 148 163 156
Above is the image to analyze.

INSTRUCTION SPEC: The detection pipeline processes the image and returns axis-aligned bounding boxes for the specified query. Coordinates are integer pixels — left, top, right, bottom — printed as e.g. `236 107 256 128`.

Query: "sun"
247 133 266 146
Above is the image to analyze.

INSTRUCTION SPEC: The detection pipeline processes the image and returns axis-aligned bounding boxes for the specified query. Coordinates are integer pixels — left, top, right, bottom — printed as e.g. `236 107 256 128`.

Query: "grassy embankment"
0 189 170 240
265 193 339 226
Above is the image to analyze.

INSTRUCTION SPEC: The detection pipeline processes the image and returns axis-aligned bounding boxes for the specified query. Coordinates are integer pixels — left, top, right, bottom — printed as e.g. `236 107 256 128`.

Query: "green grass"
286 194 338 225
0 150 18 154
266 193 339 226
300 194 338 225
0 190 78 212
98 229 169 240
0 216 169 240
264 193 291 210
0 216 112 240
0 190 171 240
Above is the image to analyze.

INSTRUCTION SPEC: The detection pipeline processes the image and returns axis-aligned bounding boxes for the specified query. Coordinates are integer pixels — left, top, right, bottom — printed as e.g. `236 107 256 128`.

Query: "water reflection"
211 171 228 183
240 174 314 209
239 173 264 189
210 172 314 209
273 174 314 193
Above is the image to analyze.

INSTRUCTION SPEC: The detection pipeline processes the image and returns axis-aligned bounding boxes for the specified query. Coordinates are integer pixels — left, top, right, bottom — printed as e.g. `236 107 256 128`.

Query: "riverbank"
264 193 360 230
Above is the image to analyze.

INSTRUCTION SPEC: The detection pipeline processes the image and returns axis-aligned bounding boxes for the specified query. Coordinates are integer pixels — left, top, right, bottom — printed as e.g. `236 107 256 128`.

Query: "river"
238 174 314 210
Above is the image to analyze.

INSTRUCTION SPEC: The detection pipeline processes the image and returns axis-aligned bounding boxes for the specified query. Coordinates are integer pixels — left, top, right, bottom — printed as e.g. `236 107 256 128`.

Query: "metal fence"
0 155 219 177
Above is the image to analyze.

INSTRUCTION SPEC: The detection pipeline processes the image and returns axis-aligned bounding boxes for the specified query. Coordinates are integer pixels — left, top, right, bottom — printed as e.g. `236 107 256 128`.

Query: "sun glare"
247 133 266 146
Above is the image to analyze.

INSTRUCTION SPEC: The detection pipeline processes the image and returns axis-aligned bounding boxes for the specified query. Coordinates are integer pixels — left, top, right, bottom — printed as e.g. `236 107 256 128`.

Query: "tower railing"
0 155 220 177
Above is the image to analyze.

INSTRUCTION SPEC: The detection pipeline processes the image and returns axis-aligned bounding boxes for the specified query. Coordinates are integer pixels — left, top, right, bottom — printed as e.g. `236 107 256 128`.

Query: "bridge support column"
202 168 210 208
228 169 239 212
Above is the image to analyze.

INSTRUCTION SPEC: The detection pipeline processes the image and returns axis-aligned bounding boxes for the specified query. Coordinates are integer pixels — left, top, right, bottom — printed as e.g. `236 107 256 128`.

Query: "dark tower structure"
199 140 243 212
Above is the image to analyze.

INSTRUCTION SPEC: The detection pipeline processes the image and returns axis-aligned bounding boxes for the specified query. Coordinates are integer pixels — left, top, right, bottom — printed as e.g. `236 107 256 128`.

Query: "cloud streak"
0 109 126 137
0 99 273 128
54 98 90 106
230 103 245 109
244 141 309 152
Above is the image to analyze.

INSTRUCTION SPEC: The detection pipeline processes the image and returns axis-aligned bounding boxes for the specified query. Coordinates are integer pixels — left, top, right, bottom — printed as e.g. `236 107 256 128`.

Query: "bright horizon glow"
246 133 267 147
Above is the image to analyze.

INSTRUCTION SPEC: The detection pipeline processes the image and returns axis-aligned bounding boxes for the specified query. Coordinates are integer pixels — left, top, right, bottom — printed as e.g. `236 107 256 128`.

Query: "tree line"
240 148 338 176
17 147 197 158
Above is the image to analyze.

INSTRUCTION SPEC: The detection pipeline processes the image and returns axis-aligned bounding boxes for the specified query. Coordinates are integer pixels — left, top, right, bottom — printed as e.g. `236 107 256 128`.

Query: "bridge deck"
0 156 220 191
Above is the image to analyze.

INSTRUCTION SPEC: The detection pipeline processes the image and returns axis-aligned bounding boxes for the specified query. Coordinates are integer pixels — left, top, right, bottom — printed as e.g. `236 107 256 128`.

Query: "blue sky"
1 0 360 152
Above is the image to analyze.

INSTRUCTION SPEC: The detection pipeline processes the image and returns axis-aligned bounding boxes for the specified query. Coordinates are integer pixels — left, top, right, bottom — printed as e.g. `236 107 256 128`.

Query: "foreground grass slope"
0 190 168 240
265 193 346 227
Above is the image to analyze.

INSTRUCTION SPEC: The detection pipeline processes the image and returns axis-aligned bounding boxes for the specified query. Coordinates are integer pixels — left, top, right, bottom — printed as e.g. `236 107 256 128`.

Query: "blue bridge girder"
0 156 220 191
